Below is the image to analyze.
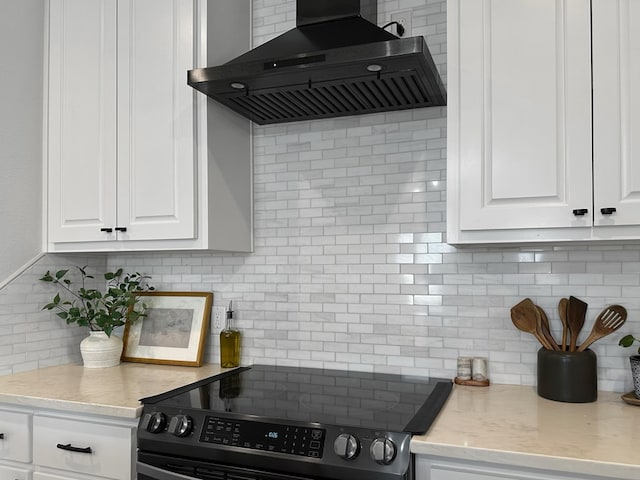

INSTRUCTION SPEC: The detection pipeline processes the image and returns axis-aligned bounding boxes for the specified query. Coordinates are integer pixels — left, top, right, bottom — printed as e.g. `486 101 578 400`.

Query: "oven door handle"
137 462 196 480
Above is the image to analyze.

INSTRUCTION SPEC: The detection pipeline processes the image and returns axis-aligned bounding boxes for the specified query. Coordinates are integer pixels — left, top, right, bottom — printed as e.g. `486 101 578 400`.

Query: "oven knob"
168 415 193 437
370 438 396 465
145 412 167 433
334 433 360 460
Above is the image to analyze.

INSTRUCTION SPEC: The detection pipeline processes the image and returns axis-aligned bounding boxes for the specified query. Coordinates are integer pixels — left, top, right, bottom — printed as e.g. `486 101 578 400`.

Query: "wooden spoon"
558 298 569 351
578 305 627 352
568 296 588 352
536 306 560 351
511 298 555 350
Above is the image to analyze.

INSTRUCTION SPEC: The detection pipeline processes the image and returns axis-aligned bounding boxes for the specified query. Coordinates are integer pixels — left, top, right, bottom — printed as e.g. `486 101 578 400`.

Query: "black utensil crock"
537 348 597 403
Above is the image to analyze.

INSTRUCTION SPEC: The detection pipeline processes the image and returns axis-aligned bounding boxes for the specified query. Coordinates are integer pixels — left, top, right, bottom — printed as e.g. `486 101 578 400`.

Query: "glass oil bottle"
220 301 240 367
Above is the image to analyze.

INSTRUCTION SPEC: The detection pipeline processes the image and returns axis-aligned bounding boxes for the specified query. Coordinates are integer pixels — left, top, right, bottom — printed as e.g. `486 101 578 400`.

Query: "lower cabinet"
0 465 31 480
0 409 32 463
0 407 32 479
33 415 135 480
416 456 619 480
0 404 136 480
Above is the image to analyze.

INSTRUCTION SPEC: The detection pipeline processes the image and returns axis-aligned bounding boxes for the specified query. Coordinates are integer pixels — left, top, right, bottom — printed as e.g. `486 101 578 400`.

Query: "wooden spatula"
511 298 555 350
558 298 569 351
568 296 588 352
536 306 560 351
578 305 627 352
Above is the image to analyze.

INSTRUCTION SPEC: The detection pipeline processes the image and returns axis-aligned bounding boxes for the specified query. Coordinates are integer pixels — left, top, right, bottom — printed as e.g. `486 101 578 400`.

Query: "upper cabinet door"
592 0 640 227
116 0 196 241
447 0 593 241
47 0 117 243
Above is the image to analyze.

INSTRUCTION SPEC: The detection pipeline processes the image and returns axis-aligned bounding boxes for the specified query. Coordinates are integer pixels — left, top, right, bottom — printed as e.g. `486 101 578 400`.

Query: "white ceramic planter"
80 331 123 368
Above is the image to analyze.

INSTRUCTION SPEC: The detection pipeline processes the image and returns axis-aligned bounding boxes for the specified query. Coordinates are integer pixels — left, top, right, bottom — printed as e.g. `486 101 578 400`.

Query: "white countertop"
0 362 231 418
411 384 640 479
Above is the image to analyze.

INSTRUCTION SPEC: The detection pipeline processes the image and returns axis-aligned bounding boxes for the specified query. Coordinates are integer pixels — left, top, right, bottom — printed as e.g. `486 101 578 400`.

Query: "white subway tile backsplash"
0 0 637 394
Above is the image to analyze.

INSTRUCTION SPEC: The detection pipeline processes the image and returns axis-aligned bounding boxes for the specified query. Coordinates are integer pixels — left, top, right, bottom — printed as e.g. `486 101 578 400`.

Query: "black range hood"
188 0 446 125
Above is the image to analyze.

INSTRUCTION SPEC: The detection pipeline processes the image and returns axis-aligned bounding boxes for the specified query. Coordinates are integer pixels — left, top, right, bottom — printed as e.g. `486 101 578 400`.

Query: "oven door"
138 462 322 480
137 453 352 480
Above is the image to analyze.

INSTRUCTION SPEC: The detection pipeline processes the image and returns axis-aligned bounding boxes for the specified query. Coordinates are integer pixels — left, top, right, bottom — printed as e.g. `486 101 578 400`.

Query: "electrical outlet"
391 10 412 37
213 306 226 331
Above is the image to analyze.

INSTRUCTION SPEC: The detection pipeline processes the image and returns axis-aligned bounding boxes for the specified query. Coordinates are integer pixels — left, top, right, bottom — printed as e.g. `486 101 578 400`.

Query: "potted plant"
40 266 154 368
619 334 640 398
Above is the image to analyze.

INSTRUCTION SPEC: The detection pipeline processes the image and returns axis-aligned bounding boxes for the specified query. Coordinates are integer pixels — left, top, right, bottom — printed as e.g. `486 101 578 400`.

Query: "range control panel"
201 416 325 458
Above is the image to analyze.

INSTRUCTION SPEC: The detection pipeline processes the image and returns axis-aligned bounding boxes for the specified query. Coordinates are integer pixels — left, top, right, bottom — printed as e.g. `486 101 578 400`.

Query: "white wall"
0 0 44 284
0 254 106 375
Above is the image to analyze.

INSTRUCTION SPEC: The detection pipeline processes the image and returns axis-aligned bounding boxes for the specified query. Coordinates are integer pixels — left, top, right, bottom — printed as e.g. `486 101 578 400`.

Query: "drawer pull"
56 443 93 454
0 433 4 439
572 208 589 216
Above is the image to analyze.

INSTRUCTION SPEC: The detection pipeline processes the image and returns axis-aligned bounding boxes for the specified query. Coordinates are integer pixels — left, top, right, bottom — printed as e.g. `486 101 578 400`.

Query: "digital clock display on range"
201 416 325 458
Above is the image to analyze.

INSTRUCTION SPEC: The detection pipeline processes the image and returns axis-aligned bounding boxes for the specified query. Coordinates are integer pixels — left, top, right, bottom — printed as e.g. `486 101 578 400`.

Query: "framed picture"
122 291 212 367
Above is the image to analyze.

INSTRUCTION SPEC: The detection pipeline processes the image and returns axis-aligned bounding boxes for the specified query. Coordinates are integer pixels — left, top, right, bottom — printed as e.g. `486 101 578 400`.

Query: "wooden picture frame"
122 291 212 367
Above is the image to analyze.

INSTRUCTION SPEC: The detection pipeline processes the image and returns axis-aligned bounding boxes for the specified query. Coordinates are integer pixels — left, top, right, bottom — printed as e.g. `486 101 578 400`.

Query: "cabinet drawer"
0 464 31 480
33 473 87 480
33 415 133 479
0 410 32 463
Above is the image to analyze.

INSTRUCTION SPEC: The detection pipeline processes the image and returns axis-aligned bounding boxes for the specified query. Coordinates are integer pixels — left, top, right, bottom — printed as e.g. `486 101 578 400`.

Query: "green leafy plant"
40 266 154 337
619 334 640 355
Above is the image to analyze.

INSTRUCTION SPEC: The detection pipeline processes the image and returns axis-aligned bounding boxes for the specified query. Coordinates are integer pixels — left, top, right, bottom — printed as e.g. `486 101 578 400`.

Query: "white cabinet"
46 0 117 245
0 403 136 480
0 465 31 480
592 0 640 229
0 408 32 479
417 456 614 480
33 414 134 480
0 409 32 464
447 0 640 244
45 0 253 253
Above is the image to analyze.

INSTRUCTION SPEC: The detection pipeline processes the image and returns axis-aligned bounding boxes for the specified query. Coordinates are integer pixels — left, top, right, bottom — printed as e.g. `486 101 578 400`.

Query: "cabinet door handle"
600 207 617 215
56 443 93 454
0 433 4 439
114 226 127 232
100 228 113 233
572 209 589 216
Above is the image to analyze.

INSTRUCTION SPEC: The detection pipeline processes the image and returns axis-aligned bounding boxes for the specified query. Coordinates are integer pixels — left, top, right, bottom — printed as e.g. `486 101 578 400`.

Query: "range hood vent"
188 0 446 125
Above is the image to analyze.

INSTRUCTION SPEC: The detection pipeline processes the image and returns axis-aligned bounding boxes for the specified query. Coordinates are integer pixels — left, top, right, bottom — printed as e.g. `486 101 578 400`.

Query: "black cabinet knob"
572 209 589 216
115 226 127 232
600 207 617 215
100 228 113 233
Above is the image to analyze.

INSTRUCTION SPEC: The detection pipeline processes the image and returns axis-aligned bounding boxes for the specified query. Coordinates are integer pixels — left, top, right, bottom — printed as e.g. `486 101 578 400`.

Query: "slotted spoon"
577 305 627 352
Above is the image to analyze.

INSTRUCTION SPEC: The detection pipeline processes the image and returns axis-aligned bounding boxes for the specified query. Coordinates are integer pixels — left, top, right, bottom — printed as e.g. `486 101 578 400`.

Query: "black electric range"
137 364 452 480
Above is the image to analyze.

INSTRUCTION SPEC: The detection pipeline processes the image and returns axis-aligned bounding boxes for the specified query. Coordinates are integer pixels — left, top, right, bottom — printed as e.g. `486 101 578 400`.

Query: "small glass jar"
457 357 472 380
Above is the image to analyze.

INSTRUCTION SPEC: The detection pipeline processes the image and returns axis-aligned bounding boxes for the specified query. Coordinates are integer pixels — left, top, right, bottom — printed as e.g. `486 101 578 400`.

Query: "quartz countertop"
0 362 231 418
411 384 640 479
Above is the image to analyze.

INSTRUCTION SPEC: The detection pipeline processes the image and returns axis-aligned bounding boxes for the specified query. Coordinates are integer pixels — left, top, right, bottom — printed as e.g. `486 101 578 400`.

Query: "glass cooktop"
143 364 452 434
